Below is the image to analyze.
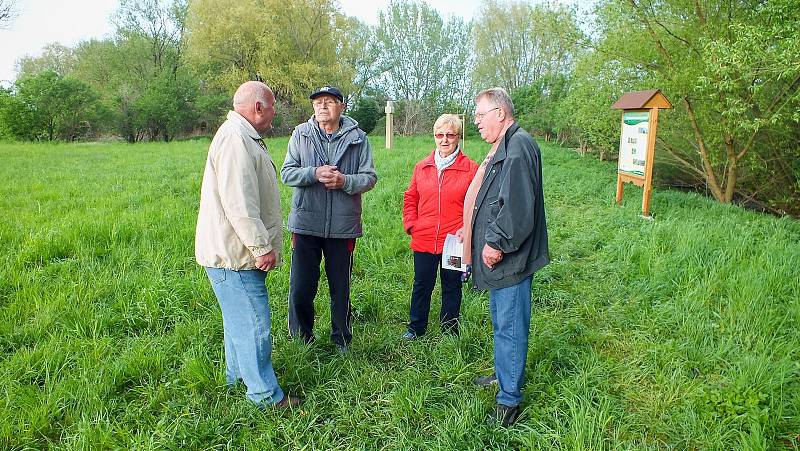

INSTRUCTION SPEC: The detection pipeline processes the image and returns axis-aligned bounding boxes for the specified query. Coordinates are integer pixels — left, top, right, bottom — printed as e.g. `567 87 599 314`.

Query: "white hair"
475 87 515 119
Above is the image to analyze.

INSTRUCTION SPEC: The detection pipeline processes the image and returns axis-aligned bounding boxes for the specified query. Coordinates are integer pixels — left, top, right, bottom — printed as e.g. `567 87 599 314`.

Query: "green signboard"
618 111 649 176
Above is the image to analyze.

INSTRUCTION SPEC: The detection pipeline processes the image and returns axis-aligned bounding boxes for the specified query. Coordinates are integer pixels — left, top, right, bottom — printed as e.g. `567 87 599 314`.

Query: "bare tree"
0 0 18 28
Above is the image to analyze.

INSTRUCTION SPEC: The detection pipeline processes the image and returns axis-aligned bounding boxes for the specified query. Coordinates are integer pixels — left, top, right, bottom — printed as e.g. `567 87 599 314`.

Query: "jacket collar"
473 122 521 213
421 148 472 171
489 122 520 164
304 114 360 141
227 110 262 140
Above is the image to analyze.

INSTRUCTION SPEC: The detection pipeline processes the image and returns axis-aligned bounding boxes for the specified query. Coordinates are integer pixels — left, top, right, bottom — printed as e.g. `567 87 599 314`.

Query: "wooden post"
611 90 672 219
385 101 394 150
458 113 466 150
642 107 660 217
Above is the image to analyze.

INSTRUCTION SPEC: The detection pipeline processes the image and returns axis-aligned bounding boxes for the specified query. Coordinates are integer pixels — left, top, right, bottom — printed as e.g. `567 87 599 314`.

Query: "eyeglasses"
312 99 340 108
474 107 500 121
434 133 459 140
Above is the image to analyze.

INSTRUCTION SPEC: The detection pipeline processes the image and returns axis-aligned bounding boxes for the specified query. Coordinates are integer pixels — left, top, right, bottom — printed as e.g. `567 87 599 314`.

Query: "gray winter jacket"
471 123 549 289
281 115 377 238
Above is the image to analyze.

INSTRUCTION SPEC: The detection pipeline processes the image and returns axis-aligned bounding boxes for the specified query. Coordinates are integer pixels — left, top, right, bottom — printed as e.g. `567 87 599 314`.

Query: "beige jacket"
195 111 283 270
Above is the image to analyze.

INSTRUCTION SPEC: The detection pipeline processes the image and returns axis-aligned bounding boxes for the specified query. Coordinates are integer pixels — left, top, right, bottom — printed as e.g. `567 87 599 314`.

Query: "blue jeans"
205 267 284 407
489 275 532 407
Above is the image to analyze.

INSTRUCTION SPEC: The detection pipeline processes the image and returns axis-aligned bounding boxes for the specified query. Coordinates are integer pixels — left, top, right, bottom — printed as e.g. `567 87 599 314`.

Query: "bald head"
233 81 276 133
233 81 272 111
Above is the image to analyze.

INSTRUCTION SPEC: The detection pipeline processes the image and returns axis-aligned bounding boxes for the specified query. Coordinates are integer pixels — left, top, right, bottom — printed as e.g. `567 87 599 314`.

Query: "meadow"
1 136 799 450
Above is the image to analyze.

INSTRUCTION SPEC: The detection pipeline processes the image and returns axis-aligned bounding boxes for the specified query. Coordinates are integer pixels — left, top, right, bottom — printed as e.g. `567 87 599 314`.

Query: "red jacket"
403 150 479 253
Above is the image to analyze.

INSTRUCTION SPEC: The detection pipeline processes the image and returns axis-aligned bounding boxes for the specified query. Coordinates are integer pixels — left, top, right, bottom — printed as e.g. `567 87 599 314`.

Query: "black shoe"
274 394 303 409
487 403 520 427
401 331 417 341
474 373 498 387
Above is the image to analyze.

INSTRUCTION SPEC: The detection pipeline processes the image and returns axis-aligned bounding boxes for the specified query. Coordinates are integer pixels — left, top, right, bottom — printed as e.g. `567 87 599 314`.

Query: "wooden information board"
611 90 672 218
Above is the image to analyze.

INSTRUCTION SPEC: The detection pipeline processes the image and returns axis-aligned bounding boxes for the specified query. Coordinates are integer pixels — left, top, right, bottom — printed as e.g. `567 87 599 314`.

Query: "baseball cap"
309 85 344 103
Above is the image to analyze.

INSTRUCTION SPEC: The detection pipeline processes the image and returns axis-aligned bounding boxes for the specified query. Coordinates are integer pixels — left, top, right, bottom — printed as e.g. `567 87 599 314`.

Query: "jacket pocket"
487 197 501 221
293 189 306 211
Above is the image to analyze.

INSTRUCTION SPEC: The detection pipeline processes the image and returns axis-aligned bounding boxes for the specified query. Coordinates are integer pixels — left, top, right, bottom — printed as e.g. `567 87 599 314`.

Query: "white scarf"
434 146 460 174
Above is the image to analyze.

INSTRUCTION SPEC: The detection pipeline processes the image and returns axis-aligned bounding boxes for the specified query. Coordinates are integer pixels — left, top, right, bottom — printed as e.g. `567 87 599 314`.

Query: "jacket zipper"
325 138 332 237
434 167 444 254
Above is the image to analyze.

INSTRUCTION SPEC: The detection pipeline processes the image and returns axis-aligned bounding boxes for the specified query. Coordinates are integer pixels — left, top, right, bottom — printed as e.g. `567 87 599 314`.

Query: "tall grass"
1 137 798 449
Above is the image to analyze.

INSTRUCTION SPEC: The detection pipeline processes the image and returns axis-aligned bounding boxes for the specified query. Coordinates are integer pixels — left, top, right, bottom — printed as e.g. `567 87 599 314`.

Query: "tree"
15 43 76 80
592 0 800 207
105 0 202 141
114 0 187 72
349 97 380 134
561 52 635 158
14 71 103 141
512 73 570 142
375 0 473 133
473 0 581 91
186 0 352 130
0 0 17 29
0 87 31 140
132 70 198 141
336 17 385 104
185 0 265 85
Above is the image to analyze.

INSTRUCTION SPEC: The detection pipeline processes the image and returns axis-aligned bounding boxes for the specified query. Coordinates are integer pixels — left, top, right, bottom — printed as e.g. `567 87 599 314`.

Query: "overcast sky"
0 0 578 84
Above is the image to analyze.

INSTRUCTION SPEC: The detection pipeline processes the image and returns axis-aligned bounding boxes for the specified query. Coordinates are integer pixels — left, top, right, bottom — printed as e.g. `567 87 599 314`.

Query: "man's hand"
316 165 344 190
256 251 277 272
481 244 503 269
454 227 464 242
324 172 345 190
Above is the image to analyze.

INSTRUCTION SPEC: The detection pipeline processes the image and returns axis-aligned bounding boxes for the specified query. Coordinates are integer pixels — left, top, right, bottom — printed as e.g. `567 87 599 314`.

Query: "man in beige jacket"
195 81 300 409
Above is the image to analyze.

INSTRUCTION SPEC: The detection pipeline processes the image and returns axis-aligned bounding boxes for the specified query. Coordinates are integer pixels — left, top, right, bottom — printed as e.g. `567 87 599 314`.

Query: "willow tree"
472 0 581 91
185 0 353 115
592 0 800 206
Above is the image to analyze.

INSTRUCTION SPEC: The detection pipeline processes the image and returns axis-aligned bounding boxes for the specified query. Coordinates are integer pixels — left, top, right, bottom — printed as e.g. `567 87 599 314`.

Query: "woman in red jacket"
402 114 479 339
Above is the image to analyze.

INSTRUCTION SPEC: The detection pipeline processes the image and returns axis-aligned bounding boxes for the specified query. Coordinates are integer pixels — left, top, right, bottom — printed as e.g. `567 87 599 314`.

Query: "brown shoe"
275 394 302 408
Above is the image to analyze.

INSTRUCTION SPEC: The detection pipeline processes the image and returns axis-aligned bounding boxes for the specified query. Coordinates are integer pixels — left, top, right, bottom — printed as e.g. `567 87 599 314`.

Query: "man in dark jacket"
281 86 377 353
469 87 549 427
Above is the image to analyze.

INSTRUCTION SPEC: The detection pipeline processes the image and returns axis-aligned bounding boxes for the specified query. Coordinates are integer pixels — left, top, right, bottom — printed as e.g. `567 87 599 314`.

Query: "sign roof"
612 89 673 110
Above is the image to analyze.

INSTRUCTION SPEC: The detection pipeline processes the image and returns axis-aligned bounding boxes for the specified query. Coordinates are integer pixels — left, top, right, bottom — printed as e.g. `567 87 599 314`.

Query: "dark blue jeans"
407 251 463 336
490 275 532 407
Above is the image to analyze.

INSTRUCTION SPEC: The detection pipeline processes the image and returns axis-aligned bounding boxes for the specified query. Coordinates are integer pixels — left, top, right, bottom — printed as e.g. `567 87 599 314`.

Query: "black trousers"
408 251 463 336
288 233 354 347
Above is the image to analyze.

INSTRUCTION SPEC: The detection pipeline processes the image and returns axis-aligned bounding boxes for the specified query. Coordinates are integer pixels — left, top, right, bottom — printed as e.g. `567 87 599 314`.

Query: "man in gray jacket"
281 86 377 352
468 87 549 426
196 81 300 409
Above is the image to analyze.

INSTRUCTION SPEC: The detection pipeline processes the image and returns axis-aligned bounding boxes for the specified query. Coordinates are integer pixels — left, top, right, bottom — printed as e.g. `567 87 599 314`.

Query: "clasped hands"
316 165 345 190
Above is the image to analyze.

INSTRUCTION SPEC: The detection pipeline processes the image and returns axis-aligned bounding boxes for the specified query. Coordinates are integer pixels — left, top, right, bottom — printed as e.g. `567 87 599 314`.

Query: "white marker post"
385 100 394 150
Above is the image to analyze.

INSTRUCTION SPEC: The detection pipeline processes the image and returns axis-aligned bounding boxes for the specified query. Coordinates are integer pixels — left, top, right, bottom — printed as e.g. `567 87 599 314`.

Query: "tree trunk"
682 97 726 202
722 133 738 203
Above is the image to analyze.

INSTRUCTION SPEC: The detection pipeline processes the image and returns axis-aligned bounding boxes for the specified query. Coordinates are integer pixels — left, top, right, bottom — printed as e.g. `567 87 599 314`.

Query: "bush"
349 97 381 134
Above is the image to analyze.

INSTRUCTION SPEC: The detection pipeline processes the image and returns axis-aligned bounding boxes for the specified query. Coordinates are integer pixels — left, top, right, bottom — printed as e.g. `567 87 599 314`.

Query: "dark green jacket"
471 123 549 289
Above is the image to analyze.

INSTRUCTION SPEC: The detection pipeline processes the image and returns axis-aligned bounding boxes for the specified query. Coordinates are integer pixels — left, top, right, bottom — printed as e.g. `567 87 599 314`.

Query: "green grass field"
1 136 799 449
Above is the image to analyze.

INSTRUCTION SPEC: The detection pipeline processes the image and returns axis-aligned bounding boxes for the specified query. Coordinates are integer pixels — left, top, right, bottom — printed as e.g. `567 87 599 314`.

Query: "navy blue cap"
309 85 344 103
